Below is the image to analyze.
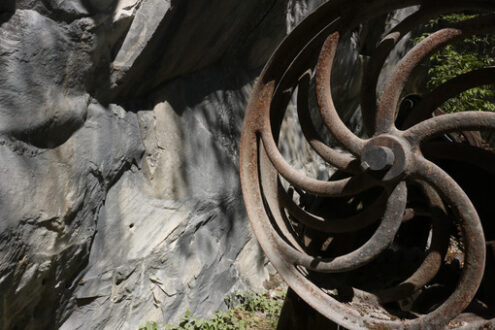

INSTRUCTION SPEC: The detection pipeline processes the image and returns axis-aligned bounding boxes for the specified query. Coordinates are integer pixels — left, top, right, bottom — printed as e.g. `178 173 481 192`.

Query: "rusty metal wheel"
240 1 495 329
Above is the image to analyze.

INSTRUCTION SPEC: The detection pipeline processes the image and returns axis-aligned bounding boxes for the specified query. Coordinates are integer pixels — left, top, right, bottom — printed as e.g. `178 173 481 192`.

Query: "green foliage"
413 13 495 113
141 322 160 330
139 291 286 330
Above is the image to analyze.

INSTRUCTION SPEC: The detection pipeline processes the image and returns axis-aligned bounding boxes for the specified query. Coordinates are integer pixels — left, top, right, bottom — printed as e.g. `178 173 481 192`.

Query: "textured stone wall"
0 1 413 329
0 1 326 329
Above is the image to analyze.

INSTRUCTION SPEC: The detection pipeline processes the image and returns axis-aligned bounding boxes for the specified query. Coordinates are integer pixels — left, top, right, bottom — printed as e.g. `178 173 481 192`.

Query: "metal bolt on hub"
362 146 395 171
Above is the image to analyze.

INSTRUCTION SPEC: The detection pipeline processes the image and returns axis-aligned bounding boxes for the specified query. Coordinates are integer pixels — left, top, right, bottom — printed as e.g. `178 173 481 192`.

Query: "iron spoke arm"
376 181 449 303
297 71 363 174
408 156 486 326
258 82 375 197
361 7 447 135
279 188 387 233
403 67 495 128
273 182 407 273
376 14 495 134
421 141 495 173
315 32 366 155
403 111 495 143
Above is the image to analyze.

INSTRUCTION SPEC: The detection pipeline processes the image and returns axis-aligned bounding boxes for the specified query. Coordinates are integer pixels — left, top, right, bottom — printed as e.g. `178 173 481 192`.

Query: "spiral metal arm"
240 0 495 328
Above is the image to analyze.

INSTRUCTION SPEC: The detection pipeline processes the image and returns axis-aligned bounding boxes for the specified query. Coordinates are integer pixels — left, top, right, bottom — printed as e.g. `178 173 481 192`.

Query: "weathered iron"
240 0 495 328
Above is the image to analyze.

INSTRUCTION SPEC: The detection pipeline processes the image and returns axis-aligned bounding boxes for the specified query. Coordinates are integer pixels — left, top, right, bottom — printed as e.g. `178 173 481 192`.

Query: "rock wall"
0 1 325 329
0 1 415 329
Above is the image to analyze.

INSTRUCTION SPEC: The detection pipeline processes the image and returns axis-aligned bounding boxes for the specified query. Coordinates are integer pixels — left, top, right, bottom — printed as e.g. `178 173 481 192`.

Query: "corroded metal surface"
240 1 495 328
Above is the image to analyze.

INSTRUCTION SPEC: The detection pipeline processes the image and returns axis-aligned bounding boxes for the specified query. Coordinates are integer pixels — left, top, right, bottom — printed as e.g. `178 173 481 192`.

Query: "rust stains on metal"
240 0 495 328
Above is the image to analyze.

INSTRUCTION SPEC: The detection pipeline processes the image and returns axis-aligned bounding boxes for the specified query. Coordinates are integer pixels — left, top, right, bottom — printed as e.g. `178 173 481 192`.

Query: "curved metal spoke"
409 157 486 326
260 128 376 196
403 67 495 128
376 14 495 134
422 141 495 173
257 81 375 197
260 136 376 197
273 182 407 273
279 188 387 233
376 181 449 303
315 32 366 155
259 147 308 252
362 7 449 135
297 71 362 174
404 111 495 144
241 1 495 328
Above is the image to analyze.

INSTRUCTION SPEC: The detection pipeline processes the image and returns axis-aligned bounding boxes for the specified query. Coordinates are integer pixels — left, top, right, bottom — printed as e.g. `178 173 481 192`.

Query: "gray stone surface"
0 1 414 329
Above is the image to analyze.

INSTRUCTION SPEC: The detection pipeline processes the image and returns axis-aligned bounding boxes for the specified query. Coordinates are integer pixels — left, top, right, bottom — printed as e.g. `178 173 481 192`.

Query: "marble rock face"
0 1 412 329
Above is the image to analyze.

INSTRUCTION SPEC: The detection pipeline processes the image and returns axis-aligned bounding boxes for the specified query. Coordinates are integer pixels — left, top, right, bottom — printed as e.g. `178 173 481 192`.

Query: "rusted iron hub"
361 146 395 172
361 135 411 181
240 0 495 328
